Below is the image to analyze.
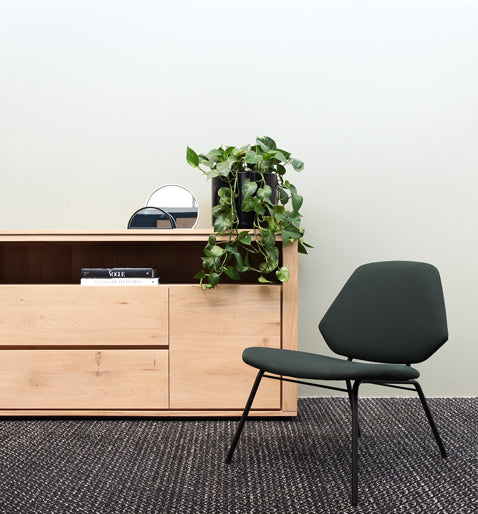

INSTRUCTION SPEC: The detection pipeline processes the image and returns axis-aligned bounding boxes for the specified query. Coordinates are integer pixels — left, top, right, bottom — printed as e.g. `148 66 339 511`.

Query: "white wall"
1 1 477 396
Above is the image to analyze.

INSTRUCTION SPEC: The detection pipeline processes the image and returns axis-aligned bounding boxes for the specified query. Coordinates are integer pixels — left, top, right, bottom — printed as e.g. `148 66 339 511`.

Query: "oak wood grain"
0 349 168 409
169 285 281 410
0 285 168 347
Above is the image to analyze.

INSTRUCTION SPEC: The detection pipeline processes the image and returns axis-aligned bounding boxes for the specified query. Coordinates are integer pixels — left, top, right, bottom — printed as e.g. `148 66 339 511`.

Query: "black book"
81 267 159 279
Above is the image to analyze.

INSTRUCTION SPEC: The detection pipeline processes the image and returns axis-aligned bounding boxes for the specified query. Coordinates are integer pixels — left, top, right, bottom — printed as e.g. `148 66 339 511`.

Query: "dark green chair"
226 261 448 505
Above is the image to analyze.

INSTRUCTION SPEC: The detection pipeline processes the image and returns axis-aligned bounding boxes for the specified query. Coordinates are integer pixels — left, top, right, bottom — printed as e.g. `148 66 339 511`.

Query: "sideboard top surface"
0 229 217 243
0 229 289 244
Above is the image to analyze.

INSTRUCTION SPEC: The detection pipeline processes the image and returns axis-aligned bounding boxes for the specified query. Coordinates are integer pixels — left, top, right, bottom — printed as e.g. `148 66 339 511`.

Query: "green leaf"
259 260 275 273
273 204 286 215
290 158 304 172
186 147 199 168
261 229 276 249
202 256 217 270
242 178 258 198
234 253 245 271
264 137 277 149
298 237 313 254
281 226 302 246
258 275 273 283
211 204 224 217
216 161 232 177
260 159 275 171
257 185 272 200
204 169 220 179
218 187 233 200
292 194 303 212
225 266 241 281
298 240 308 254
287 212 302 228
194 270 206 280
273 151 287 162
283 224 302 237
238 231 252 245
209 245 225 258
276 267 290 282
214 214 233 232
235 144 250 154
266 246 279 263
276 148 291 159
241 196 258 213
224 146 236 157
278 187 289 205
207 149 224 158
244 151 262 164
225 243 239 255
208 273 220 288
254 199 265 215
257 141 272 153
208 234 216 246
256 136 276 151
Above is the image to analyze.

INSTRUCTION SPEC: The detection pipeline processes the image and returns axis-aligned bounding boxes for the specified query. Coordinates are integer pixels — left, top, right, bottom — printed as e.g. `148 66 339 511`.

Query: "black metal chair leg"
346 380 361 438
350 380 361 506
412 380 447 458
226 370 264 464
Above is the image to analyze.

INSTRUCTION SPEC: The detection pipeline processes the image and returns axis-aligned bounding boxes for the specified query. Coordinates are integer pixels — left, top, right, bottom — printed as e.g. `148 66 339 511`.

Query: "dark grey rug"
0 397 476 513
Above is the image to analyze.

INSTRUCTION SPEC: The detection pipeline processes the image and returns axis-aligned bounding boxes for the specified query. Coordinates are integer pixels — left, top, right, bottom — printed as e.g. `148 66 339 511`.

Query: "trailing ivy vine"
187 136 310 288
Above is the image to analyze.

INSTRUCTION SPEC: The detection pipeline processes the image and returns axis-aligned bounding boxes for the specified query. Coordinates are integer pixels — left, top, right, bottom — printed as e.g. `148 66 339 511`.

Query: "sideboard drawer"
0 349 169 409
0 285 169 347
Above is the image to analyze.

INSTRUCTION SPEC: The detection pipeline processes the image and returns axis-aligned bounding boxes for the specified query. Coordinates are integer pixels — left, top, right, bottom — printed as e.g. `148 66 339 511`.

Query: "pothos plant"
186 136 311 289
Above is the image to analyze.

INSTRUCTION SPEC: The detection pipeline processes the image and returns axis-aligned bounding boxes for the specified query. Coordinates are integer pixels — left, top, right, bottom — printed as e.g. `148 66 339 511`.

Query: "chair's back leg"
226 370 265 464
412 380 447 458
351 380 361 506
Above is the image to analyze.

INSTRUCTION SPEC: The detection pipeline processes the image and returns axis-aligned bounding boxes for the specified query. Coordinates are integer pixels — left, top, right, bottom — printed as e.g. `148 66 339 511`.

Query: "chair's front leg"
412 380 447 458
350 380 361 506
346 380 361 438
226 369 265 464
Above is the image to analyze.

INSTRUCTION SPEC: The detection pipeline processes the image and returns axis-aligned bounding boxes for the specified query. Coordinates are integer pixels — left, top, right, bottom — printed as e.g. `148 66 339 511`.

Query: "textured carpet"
0 397 476 513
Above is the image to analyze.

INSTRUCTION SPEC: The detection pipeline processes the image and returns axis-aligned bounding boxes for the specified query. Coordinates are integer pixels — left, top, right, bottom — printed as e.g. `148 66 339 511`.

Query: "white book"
80 277 160 286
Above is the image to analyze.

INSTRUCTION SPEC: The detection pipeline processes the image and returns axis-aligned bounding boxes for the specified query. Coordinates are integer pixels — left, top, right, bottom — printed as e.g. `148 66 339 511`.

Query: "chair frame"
226 366 447 506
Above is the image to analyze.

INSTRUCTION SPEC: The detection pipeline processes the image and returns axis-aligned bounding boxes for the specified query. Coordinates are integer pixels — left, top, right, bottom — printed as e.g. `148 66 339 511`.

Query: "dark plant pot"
211 172 278 229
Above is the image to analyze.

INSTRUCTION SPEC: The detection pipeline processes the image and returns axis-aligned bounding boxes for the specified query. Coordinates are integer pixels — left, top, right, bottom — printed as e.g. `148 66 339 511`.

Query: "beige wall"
1 1 477 396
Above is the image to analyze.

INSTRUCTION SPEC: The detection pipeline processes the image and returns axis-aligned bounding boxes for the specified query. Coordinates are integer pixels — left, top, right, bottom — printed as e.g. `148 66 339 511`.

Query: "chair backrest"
318 261 448 364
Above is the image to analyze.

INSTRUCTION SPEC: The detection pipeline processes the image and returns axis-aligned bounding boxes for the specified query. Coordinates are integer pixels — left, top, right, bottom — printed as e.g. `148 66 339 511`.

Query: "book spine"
81 268 159 278
80 278 160 286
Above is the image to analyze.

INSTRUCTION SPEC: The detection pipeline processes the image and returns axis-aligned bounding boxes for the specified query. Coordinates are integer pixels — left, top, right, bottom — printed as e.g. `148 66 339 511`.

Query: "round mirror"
146 184 199 229
127 207 176 229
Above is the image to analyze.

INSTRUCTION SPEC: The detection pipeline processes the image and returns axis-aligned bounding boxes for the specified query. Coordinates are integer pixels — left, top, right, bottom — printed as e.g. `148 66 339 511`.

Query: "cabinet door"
169 285 281 410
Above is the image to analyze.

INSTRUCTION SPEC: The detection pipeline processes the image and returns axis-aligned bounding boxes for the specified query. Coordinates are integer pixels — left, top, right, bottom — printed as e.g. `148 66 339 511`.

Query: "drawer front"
0 285 168 347
0 349 168 409
169 285 281 410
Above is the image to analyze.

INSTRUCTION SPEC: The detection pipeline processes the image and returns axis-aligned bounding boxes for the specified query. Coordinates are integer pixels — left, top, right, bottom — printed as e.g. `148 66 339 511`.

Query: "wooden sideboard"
0 230 298 417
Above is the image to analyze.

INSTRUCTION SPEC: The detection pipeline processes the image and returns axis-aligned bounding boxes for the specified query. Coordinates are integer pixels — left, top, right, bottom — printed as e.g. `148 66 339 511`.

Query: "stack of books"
80 267 160 286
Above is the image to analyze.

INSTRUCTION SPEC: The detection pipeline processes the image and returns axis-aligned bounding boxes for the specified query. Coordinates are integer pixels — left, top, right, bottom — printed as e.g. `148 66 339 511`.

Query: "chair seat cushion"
242 347 420 381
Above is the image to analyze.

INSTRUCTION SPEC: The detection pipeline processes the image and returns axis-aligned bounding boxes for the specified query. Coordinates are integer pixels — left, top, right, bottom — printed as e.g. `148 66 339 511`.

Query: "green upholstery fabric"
319 261 448 364
243 347 420 381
